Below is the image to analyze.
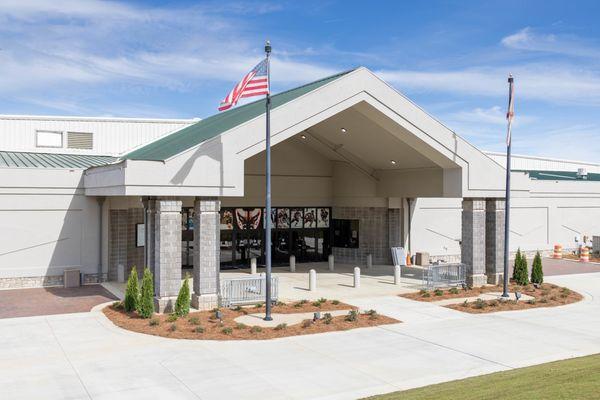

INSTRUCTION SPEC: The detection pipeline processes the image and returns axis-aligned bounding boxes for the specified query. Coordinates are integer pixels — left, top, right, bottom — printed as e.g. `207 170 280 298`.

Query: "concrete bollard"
354 267 361 288
289 254 296 272
309 269 317 291
366 254 373 269
394 265 401 285
328 254 335 271
250 257 257 274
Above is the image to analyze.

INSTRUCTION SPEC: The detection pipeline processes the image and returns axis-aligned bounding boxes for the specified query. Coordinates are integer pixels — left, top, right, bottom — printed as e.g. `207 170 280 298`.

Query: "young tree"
515 250 530 286
137 267 155 318
531 251 544 284
174 274 191 317
512 249 522 281
124 267 139 313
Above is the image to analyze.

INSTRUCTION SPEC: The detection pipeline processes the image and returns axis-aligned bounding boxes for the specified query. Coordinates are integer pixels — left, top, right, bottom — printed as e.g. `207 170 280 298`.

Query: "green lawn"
365 354 600 400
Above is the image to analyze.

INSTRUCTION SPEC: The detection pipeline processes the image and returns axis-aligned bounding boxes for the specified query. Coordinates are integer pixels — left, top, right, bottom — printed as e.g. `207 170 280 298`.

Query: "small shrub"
274 323 287 331
232 305 243 312
527 299 536 305
489 300 499 307
167 313 178 322
433 289 443 296
419 289 428 295
531 251 544 284
149 318 159 326
174 274 191 317
254 303 263 309
188 316 200 325
461 300 469 308
323 313 333 324
365 309 378 319
312 301 322 307
275 301 286 306
540 297 549 304
345 310 358 322
317 297 327 303
561 287 571 295
301 319 313 328
473 299 487 309
421 291 431 298
137 267 155 319
194 326 204 334
331 300 340 305
221 327 233 335
250 325 262 333
235 323 247 330
211 307 220 313
169 323 177 332
513 248 529 286
112 301 124 310
449 287 459 295
293 302 303 308
124 268 139 313
299 299 308 305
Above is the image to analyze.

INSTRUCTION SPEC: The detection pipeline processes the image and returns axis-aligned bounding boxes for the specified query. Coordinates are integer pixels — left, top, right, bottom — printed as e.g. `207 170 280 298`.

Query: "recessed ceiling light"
390 160 397 165
340 128 347 134
300 134 307 139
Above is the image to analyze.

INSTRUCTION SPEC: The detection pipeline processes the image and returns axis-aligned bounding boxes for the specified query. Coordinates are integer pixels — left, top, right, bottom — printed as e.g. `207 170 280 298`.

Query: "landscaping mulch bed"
445 283 583 314
400 285 503 302
103 299 400 340
563 253 600 263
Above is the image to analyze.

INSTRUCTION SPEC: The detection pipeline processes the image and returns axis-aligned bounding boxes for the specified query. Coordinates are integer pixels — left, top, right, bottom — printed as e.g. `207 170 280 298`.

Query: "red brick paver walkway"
0 285 118 319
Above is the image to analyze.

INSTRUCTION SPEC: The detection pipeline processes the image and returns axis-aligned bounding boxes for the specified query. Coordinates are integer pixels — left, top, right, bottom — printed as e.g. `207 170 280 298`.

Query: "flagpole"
502 74 514 298
264 40 273 321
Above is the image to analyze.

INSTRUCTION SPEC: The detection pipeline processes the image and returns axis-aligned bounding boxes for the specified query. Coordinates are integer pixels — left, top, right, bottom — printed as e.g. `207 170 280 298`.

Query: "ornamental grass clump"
174 274 191 317
433 289 443 296
323 313 333 324
449 287 459 295
124 268 139 313
345 310 358 322
531 251 544 284
137 267 155 318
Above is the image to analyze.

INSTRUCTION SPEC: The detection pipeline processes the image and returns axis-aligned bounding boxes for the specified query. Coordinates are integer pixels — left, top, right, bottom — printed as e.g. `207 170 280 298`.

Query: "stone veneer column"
461 198 487 287
192 197 221 310
143 198 156 273
153 198 182 313
388 208 403 249
486 198 505 285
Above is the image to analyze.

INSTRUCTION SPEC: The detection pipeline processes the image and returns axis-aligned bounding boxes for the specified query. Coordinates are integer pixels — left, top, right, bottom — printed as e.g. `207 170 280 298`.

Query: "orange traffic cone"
406 252 412 266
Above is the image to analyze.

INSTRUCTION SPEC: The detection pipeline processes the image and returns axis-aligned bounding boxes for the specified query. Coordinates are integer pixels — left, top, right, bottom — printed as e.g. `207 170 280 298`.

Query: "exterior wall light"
390 160 397 165
340 128 347 134
300 134 307 139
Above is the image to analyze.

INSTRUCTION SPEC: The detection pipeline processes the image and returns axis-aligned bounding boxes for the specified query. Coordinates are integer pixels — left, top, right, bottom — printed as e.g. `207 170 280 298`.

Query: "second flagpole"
264 40 273 321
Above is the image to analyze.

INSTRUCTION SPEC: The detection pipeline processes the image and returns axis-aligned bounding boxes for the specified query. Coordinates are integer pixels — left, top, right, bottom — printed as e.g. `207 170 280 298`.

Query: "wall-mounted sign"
136 223 145 247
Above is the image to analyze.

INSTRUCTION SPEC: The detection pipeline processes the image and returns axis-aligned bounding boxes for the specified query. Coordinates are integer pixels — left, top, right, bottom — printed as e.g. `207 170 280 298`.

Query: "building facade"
1 68 599 311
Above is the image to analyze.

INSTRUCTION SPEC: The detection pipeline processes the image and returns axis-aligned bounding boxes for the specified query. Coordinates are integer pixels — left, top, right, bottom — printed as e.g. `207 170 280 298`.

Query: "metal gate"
422 263 466 289
220 276 278 307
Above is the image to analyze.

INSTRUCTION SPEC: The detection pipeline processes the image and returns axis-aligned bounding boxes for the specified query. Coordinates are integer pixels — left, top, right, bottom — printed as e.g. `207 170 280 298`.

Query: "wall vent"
67 132 93 149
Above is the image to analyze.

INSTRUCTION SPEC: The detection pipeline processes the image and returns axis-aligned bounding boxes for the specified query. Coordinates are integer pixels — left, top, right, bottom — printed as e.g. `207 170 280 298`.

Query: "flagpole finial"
265 40 271 55
508 73 514 83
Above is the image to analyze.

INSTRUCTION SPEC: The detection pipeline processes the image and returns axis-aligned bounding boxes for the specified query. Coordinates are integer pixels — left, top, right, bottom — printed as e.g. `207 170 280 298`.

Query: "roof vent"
577 168 588 180
67 132 93 150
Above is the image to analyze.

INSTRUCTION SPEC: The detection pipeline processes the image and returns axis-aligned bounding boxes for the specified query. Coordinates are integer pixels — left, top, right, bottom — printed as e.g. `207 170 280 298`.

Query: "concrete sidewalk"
1 272 599 399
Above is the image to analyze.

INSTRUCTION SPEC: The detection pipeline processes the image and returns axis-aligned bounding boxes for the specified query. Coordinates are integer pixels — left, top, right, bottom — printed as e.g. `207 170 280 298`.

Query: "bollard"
354 267 361 288
328 254 335 271
289 254 296 272
394 265 401 285
366 254 373 269
250 257 257 274
309 269 317 291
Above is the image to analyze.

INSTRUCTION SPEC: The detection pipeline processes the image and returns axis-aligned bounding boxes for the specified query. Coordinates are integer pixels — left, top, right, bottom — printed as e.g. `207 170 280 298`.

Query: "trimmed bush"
323 313 333 324
124 268 139 313
531 251 544 284
513 248 529 286
137 267 154 318
345 310 358 322
174 275 191 317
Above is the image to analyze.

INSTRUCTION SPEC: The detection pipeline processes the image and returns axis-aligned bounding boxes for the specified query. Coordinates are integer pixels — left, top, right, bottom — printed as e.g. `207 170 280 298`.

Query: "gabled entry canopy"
84 67 530 198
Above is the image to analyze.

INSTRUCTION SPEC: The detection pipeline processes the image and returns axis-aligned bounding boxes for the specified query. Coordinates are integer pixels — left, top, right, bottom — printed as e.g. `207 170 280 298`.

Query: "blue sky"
1 0 600 162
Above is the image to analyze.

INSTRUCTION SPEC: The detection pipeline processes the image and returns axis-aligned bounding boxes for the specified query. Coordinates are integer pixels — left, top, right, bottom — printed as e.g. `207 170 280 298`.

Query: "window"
67 132 93 149
332 219 359 248
36 130 63 148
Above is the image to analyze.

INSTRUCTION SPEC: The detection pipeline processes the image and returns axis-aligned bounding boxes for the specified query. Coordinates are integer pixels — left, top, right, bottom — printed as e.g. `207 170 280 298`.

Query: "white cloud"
501 27 600 59
376 64 600 106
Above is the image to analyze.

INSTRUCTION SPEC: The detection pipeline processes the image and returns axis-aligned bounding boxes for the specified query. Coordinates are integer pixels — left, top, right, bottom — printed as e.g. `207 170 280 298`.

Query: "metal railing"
422 263 466 289
220 275 278 307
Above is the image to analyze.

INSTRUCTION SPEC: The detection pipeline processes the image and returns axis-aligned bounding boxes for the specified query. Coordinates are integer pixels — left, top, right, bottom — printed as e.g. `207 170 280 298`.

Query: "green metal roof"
122 69 355 161
0 151 117 169
516 170 600 182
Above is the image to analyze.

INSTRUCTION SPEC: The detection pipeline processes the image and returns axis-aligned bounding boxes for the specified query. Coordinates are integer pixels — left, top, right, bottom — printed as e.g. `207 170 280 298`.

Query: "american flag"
506 74 515 146
219 59 269 111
